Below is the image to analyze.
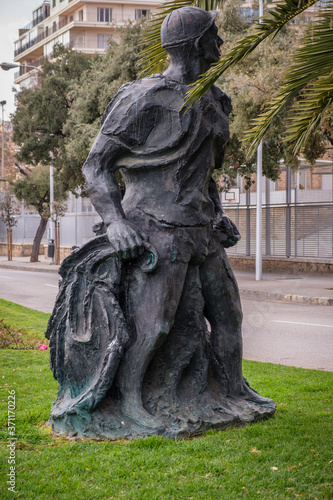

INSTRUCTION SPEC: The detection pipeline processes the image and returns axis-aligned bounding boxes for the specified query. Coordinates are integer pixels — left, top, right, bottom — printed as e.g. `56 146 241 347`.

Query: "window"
72 34 85 48
299 169 308 190
98 34 111 49
82 197 95 213
79 10 83 21
44 31 70 56
97 8 112 22
135 9 150 19
52 0 56 7
240 7 259 21
33 6 42 26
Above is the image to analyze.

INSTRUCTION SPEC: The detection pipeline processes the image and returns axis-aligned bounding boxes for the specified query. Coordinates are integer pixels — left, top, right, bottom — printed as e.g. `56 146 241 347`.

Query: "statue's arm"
209 177 224 216
209 178 241 248
83 132 145 259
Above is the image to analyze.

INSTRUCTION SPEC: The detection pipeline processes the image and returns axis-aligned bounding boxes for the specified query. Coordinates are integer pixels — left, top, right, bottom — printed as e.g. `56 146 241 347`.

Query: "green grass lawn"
0 300 332 499
0 299 51 346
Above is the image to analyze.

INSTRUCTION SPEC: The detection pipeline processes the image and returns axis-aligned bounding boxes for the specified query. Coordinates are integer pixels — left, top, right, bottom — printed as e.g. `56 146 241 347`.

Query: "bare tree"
0 191 19 260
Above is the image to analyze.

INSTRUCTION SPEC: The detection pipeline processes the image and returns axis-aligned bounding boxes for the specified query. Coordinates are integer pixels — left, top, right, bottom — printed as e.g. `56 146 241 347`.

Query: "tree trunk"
30 217 48 263
7 229 13 261
55 221 60 265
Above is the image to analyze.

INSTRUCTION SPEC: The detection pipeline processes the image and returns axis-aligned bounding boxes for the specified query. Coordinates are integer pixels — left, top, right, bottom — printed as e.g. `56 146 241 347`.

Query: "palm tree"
140 0 333 156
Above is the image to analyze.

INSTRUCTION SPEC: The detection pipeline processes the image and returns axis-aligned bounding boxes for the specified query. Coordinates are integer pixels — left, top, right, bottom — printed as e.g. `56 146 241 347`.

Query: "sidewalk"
235 270 333 306
0 255 332 306
0 255 60 274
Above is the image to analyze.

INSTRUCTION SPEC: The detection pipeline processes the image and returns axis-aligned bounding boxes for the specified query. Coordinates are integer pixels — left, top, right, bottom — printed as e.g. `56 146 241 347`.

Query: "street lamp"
255 0 264 281
49 151 55 265
1 100 6 195
1 62 43 73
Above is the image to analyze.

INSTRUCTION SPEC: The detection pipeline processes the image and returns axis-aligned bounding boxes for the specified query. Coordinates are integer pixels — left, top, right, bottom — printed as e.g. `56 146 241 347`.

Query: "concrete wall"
0 242 44 257
228 255 333 275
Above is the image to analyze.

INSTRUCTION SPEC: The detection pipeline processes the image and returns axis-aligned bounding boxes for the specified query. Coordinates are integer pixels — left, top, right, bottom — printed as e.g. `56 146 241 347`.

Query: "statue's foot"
122 402 164 430
230 379 275 406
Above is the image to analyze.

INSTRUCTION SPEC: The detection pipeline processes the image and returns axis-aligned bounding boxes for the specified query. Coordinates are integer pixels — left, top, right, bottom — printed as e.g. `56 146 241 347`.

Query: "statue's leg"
200 247 273 404
142 262 208 419
117 258 189 428
200 247 244 396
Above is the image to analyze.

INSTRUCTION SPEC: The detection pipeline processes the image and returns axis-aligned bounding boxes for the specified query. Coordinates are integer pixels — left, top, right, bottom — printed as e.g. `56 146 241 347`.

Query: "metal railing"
225 201 333 259
15 18 71 57
22 14 49 32
14 13 118 57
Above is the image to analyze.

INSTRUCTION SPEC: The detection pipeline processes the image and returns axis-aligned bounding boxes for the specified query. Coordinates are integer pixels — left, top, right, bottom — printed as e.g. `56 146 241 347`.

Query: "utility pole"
49 152 55 265
1 100 6 196
256 140 263 280
1 100 11 261
255 0 264 281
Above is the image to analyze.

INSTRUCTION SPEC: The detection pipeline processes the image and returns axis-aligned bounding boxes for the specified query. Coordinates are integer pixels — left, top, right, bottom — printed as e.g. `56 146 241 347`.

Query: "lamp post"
49 152 55 265
256 140 263 280
255 0 264 281
0 100 6 196
0 62 43 73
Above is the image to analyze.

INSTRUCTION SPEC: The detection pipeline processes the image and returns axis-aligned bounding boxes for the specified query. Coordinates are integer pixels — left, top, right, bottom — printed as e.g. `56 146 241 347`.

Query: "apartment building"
240 0 327 21
13 0 161 86
14 0 327 87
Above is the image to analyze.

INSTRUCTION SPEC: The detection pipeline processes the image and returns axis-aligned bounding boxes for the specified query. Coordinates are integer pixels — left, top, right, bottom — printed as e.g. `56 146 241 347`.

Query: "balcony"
15 18 70 57
22 14 46 31
14 57 45 80
14 12 120 58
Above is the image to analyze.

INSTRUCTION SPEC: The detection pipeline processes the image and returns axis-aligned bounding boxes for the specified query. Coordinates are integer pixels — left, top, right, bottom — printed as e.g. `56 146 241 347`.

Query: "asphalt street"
242 298 333 371
0 268 59 313
0 267 332 371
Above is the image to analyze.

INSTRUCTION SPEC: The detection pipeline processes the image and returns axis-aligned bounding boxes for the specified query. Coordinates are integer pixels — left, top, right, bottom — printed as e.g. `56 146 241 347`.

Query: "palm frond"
286 83 333 154
243 4 333 155
139 0 224 77
184 0 319 108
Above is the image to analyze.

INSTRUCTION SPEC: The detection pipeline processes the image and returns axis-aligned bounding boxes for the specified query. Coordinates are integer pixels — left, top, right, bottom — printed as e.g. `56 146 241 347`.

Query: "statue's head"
161 7 223 66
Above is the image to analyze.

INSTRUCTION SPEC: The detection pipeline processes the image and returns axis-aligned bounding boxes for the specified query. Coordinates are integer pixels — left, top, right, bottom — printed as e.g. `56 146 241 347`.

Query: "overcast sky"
0 0 42 119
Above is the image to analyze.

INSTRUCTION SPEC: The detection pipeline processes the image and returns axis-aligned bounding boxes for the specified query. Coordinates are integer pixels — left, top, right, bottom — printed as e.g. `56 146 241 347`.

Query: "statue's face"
200 23 223 65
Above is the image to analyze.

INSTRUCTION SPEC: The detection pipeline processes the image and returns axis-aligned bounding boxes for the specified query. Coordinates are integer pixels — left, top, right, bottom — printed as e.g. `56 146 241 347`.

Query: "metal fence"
0 193 99 249
224 202 333 259
1 185 332 259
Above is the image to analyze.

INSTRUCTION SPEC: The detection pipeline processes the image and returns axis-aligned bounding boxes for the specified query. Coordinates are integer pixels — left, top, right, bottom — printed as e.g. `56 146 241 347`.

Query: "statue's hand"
106 219 146 260
213 212 241 248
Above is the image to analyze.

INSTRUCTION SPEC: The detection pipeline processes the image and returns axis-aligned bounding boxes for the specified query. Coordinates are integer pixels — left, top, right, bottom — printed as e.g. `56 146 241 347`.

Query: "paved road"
242 298 333 372
0 268 332 371
0 268 59 313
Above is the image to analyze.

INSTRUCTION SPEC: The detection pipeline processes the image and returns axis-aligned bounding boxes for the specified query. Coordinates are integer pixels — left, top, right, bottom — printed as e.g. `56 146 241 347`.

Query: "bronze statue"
46 7 275 439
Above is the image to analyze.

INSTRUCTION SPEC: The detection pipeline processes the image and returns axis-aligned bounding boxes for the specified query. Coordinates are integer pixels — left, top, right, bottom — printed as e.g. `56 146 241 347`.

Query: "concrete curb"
239 289 333 307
